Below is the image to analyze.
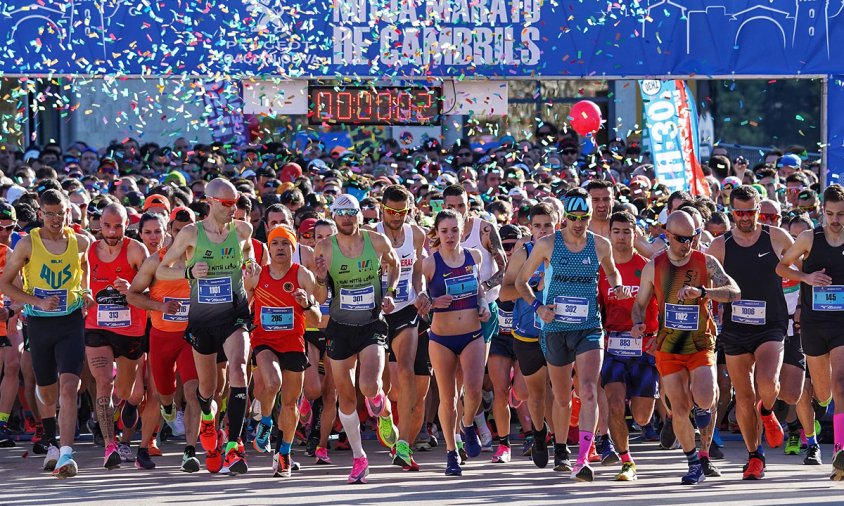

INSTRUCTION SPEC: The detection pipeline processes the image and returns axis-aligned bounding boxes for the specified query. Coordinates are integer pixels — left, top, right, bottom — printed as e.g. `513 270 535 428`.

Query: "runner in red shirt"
597 211 659 481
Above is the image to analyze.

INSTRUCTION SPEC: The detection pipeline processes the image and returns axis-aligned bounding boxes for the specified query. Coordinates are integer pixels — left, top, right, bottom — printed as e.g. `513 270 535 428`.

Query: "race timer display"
309 86 442 126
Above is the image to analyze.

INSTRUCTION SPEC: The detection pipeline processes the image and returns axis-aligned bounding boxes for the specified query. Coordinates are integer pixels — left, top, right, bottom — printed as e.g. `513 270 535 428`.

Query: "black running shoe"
700 456 721 477
804 444 822 465
660 418 677 450
531 424 549 469
554 445 572 472
708 444 724 460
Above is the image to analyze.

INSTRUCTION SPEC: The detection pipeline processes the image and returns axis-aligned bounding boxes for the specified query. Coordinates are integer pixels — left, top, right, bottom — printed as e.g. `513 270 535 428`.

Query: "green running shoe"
784 433 801 455
377 415 398 449
393 440 412 468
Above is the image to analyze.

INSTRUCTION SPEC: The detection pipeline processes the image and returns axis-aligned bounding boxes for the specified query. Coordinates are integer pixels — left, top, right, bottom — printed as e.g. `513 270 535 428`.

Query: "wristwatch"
698 285 708 298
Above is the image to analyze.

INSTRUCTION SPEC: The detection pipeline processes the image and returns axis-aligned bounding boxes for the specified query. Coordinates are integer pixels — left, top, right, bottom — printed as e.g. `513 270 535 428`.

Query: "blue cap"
564 195 592 213
777 154 802 168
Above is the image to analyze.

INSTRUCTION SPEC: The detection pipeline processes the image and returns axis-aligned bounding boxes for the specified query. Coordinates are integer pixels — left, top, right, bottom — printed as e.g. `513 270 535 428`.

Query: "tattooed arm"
481 221 507 290
703 254 741 303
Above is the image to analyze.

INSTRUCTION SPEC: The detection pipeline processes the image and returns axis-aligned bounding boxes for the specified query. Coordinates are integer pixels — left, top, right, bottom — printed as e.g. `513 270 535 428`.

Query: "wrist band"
185 266 195 280
530 299 543 312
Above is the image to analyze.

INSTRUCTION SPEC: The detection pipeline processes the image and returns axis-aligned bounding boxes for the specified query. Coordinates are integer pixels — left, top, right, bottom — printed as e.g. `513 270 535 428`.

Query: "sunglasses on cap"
731 207 759 219
299 230 314 240
207 196 238 208
334 208 359 217
360 204 377 211
383 204 410 217
669 229 701 244
759 212 780 222
0 223 15 231
565 213 591 222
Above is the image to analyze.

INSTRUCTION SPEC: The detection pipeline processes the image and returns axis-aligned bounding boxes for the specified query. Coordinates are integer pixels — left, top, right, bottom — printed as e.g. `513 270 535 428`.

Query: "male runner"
0 202 21 447
598 211 660 481
516 188 630 482
632 211 740 485
312 194 400 484
0 189 93 478
157 178 259 476
371 185 427 469
776 184 844 480
707 185 792 479
84 203 149 469
246 225 320 478
126 207 203 472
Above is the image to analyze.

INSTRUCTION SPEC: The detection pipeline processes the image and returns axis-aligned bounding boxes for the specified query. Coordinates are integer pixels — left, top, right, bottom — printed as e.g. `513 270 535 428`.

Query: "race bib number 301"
340 286 376 311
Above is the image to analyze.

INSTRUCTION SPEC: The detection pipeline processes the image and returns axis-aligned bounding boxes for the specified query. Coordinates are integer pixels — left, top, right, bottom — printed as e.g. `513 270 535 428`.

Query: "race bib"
553 296 589 324
96 304 131 328
445 274 478 300
320 295 332 316
33 288 68 313
197 277 233 304
812 285 844 311
260 306 294 331
498 309 513 333
381 279 410 303
731 300 766 325
340 286 376 311
665 303 700 331
607 331 642 357
162 297 190 322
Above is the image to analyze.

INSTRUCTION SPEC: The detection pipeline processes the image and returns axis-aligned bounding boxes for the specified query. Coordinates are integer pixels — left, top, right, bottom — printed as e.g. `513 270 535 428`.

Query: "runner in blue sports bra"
420 210 491 477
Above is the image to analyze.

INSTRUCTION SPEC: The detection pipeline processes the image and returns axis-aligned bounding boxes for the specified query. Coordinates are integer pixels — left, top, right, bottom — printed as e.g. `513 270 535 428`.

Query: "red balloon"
569 100 602 136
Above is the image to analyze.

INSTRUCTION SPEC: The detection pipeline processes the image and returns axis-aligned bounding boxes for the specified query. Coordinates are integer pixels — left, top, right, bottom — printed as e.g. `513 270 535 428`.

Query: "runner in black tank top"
776 184 844 480
708 185 794 480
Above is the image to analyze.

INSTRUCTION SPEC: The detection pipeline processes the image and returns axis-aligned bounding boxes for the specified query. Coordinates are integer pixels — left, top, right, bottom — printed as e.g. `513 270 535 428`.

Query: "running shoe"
306 431 320 457
708 444 724 460
700 456 721 477
554 445 572 472
457 441 468 464
173 410 186 437
118 442 134 463
181 447 200 473
160 403 177 428
785 433 801 455
135 447 156 470
742 456 765 480
104 441 121 469
402 454 420 472
87 418 105 447
120 402 139 431
643 423 660 442
479 427 494 452
812 398 829 421
462 424 482 458
427 422 440 448
0 425 15 447
531 425 549 468
273 452 292 478
413 431 432 451
222 446 248 475
348 454 369 484
315 446 332 465
31 424 46 454
681 461 706 485
571 462 594 482
804 444 822 465
445 450 462 476
53 452 78 479
253 420 273 453
759 403 784 448
377 415 399 449
365 395 385 418
148 438 163 457
597 434 620 465
587 441 601 463
393 440 412 468
199 402 218 452
205 448 223 473
660 418 677 450
522 434 534 457
615 461 637 481
491 444 511 463
43 444 60 471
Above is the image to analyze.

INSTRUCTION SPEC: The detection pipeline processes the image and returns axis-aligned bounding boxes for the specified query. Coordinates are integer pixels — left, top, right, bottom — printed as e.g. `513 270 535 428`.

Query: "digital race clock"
309 86 442 126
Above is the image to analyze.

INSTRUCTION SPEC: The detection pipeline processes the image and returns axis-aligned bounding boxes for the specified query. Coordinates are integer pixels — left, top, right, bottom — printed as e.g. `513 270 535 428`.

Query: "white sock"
60 445 73 456
339 409 365 459
475 413 490 434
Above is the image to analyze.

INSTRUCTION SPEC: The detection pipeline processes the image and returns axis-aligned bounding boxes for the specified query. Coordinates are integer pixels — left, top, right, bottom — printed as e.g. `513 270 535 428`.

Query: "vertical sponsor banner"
639 80 709 196
202 81 247 146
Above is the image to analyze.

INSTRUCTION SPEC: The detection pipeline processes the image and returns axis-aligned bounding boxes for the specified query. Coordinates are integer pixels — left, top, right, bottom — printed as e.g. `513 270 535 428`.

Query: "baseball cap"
240 169 257 179
123 191 145 209
499 224 522 241
777 154 802 168
143 194 171 213
721 176 742 190
298 218 318 235
169 206 195 223
508 187 528 199
5 185 26 204
330 193 361 213
163 171 186 186
280 162 303 183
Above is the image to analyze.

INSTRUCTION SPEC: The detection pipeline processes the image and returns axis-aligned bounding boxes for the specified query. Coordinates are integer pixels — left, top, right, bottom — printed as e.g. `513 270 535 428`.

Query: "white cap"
657 207 668 225
508 187 527 199
330 193 361 213
6 185 26 204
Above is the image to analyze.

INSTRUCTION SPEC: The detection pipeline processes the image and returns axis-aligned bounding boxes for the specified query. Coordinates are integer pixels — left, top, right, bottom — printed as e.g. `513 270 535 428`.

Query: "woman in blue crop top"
420 210 490 476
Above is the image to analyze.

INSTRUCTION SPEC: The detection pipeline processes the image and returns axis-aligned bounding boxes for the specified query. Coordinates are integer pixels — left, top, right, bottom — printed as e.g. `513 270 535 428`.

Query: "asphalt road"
1 435 842 505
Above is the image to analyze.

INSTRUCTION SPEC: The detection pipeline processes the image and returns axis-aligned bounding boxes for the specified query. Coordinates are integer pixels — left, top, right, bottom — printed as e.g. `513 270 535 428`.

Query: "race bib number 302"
553 296 589 324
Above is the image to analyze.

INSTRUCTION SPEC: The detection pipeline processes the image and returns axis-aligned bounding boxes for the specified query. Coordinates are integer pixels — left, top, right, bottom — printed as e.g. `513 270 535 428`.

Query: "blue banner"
1 0 844 78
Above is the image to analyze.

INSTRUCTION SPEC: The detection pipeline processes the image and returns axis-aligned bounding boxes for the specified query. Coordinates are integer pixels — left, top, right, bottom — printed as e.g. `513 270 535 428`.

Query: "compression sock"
577 431 594 465
339 409 365 458
226 387 248 444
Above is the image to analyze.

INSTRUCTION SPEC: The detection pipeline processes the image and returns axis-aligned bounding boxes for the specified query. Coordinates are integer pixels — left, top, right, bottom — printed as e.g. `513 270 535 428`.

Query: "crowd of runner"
0 128 842 486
